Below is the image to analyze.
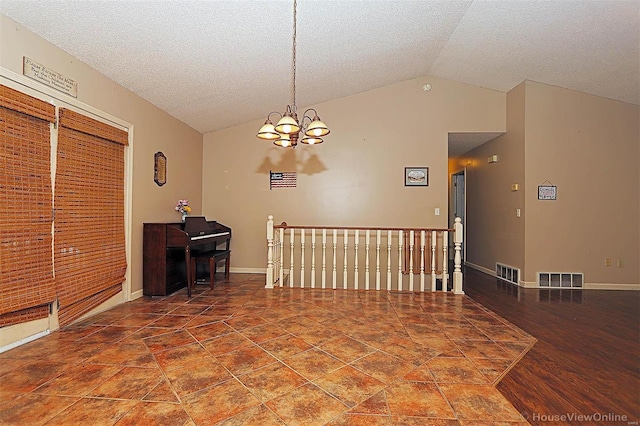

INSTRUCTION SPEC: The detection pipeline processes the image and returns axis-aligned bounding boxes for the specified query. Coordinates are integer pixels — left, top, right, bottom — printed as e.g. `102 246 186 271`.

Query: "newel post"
453 217 464 294
266 215 274 289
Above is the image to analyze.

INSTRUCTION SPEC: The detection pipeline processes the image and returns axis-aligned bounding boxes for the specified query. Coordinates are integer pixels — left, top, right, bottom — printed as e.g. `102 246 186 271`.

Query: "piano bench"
190 249 231 290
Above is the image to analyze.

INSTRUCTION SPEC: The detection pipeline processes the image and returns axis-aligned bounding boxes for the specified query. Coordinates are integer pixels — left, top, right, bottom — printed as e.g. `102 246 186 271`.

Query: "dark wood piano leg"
185 247 192 297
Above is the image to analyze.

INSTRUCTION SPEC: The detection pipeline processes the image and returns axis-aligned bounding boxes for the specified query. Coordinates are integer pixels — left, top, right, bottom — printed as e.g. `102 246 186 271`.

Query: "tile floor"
0 274 535 425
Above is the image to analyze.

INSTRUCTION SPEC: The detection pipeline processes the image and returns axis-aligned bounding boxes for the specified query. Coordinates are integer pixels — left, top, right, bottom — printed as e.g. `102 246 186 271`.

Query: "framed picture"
405 167 429 186
154 151 167 186
538 185 557 200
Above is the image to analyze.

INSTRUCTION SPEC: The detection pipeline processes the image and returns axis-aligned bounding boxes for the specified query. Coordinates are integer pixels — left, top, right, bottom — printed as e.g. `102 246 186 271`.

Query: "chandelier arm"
266 111 283 122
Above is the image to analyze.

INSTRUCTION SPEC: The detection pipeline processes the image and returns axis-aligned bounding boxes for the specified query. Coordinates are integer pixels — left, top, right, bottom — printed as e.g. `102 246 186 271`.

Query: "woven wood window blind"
55 108 127 326
0 85 56 327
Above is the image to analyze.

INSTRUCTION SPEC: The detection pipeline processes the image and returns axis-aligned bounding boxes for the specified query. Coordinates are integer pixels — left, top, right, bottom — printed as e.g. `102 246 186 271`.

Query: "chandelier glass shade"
256 0 330 147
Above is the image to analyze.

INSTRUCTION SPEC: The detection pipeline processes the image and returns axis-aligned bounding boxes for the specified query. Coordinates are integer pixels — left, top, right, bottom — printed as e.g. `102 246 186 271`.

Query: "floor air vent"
538 272 583 288
496 263 520 285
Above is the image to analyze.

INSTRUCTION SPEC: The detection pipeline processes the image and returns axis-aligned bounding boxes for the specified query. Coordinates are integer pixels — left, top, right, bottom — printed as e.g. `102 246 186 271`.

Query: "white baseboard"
130 289 143 300
465 262 639 290
465 261 495 276
229 267 265 274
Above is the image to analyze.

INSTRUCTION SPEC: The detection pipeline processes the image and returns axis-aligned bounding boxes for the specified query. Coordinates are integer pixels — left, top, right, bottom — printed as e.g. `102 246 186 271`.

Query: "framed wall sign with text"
538 185 557 200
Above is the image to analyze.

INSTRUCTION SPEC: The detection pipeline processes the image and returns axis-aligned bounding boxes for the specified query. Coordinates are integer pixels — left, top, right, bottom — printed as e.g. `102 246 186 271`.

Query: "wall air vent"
496 263 520 285
538 272 583 288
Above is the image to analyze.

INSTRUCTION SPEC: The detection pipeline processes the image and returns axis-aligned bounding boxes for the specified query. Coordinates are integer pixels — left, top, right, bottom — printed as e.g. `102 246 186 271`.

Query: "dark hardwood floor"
463 267 640 425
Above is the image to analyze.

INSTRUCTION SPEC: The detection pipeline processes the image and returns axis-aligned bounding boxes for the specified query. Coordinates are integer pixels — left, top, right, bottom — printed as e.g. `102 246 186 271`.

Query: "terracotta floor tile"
154 342 217 372
86 339 156 367
314 365 385 408
225 314 268 330
0 394 79 425
148 314 194 328
240 323 291 344
164 362 233 396
350 351 412 384
284 348 345 381
44 397 138 426
469 358 515 384
426 357 490 384
454 339 512 359
216 404 285 425
114 401 191 426
238 361 307 402
182 378 261 424
0 361 72 394
439 384 525 421
187 320 234 341
390 416 461 425
259 334 313 360
327 413 391 425
265 383 348 426
385 381 456 419
143 329 198 353
1 276 537 425
202 331 254 356
89 366 163 399
34 364 121 396
348 390 389 415
318 335 376 363
143 379 180 403
216 345 278 376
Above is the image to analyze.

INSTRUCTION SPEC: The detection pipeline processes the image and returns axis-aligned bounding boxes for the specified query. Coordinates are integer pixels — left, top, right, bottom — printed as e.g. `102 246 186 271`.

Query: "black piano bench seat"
190 249 231 291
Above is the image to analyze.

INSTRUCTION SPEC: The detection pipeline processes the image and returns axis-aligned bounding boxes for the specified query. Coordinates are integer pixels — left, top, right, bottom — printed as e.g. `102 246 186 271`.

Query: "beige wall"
462 83 526 274
203 76 506 270
459 80 639 288
1 15 202 346
523 81 639 286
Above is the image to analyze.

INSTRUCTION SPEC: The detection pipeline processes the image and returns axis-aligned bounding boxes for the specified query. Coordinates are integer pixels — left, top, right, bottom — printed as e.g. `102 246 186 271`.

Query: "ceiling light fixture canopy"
256 0 330 148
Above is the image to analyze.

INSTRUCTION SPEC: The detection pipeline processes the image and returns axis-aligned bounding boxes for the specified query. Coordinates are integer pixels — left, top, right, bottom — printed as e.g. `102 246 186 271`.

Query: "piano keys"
143 217 232 296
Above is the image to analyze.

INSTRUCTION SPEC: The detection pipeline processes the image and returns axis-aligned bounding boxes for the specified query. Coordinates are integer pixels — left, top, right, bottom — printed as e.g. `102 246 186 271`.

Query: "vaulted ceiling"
2 0 638 141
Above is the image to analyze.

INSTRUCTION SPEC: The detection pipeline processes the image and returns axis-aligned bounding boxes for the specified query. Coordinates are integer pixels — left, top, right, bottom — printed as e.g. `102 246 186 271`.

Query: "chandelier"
256 0 330 148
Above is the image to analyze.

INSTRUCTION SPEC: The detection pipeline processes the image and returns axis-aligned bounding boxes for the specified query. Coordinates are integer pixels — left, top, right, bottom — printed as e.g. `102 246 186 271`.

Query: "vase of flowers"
175 199 191 222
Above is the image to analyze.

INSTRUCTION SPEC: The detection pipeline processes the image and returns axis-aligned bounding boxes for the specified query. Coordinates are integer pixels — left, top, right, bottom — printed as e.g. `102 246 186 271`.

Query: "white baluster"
354 230 359 290
290 228 295 287
300 229 305 288
454 217 464 294
398 230 403 291
322 229 327 289
409 230 414 291
343 229 348 289
365 230 371 290
279 228 284 286
442 231 448 292
431 230 437 292
420 230 425 291
266 215 274 288
376 230 381 290
386 230 392 290
311 229 316 288
332 229 337 289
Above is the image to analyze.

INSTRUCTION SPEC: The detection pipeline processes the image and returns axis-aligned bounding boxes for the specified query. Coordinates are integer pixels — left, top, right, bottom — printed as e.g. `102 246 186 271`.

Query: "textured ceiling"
1 0 638 148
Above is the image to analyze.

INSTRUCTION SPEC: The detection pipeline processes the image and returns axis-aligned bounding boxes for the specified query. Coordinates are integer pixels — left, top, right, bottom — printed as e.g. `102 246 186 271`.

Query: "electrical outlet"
516 208 521 217
617 259 624 268
605 258 612 267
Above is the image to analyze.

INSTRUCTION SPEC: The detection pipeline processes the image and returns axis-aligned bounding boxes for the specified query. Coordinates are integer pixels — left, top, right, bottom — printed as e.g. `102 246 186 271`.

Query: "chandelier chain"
292 0 297 111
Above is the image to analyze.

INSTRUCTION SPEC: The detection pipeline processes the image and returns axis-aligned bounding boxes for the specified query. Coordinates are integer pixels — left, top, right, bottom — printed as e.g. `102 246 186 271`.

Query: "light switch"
435 208 440 216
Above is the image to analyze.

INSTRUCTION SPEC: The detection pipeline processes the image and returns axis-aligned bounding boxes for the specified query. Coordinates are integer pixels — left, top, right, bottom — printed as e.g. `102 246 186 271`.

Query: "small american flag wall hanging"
270 171 297 189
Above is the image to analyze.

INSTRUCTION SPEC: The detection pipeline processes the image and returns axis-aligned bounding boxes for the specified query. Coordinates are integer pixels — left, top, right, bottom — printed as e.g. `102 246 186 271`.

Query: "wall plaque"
23 56 78 98
154 152 167 186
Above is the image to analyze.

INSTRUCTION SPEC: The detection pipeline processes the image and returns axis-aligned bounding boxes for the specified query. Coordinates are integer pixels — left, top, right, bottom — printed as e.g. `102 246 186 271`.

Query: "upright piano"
143 217 231 296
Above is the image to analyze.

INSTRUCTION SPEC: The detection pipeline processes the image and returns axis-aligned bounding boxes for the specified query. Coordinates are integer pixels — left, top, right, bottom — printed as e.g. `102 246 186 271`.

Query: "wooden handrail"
274 222 453 232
